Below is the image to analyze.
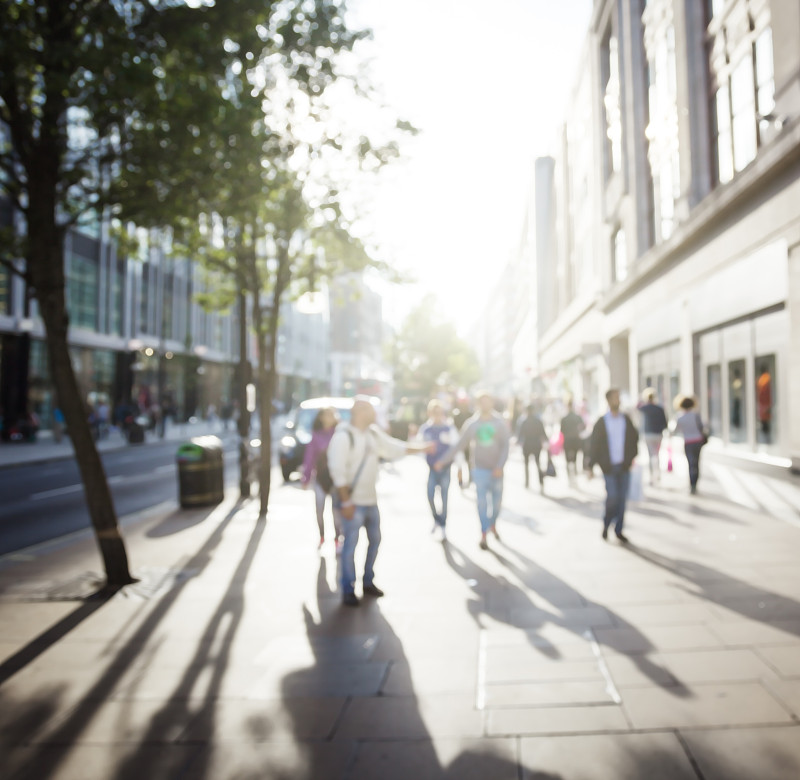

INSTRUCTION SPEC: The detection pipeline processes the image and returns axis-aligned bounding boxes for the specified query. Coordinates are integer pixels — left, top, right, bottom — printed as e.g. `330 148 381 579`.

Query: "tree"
392 295 482 402
0 1 367 584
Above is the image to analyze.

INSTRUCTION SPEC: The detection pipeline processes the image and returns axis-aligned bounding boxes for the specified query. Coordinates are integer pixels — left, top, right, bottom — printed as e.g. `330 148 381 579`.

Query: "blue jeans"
340 505 381 596
603 465 630 535
427 467 451 526
472 468 503 534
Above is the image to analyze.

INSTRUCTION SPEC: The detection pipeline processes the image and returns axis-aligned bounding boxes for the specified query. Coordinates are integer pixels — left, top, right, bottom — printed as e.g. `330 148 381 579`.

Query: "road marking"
155 464 174 475
583 628 622 704
31 484 84 501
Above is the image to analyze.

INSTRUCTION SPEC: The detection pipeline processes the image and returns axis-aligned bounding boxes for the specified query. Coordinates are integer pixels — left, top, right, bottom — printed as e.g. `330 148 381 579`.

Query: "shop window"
755 355 775 445
707 364 721 437
728 359 746 443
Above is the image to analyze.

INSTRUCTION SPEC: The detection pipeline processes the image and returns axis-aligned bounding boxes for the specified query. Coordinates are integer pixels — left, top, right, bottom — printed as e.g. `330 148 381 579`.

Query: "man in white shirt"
327 396 433 607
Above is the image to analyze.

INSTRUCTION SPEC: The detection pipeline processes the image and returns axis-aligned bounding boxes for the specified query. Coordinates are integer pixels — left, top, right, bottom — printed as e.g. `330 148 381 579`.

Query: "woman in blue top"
417 400 462 541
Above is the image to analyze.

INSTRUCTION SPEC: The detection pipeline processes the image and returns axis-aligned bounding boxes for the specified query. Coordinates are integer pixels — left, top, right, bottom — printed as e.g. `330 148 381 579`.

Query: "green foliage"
392 294 481 400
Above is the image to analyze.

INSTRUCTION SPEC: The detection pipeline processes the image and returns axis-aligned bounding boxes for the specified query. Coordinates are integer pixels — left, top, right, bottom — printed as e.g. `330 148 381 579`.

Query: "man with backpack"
327 396 434 607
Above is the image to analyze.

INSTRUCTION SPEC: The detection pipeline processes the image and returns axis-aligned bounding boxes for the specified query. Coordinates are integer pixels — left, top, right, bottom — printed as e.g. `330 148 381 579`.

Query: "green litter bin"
176 436 224 508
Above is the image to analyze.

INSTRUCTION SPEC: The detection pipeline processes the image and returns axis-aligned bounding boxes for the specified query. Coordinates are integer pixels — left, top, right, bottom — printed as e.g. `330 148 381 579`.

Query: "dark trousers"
685 441 703 488
603 464 630 535
523 448 543 487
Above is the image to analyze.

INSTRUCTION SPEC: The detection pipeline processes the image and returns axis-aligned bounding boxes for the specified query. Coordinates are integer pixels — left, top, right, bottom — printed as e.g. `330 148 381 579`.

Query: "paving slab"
348 737 519 780
681 725 800 780
519 732 699 780
621 681 793 729
487 703 630 736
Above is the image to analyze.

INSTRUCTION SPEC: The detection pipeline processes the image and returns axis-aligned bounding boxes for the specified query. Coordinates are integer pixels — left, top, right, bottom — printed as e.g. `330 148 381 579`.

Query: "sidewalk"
1 453 799 779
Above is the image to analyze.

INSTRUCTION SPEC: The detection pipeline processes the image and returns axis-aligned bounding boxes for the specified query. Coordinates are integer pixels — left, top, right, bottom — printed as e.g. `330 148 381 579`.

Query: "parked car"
278 397 355 482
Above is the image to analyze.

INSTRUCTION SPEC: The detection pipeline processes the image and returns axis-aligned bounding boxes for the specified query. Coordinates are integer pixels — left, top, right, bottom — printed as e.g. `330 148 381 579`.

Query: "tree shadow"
5 497 253 780
276 557 535 779
145 503 221 537
0 586 119 686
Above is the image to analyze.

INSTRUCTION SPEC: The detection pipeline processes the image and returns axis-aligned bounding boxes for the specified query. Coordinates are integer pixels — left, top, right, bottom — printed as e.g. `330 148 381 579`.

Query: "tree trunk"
29 212 134 587
251 243 290 519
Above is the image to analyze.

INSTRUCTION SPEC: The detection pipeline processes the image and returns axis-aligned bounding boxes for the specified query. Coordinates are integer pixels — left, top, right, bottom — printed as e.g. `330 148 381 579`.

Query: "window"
755 355 775 445
728 359 746 443
755 28 775 139
707 10 774 186
730 53 756 172
66 253 99 331
110 260 124 336
707 364 722 437
603 33 623 177
139 264 150 334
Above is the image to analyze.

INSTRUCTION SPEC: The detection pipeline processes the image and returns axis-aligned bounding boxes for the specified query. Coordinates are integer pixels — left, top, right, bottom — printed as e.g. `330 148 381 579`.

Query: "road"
0 438 246 556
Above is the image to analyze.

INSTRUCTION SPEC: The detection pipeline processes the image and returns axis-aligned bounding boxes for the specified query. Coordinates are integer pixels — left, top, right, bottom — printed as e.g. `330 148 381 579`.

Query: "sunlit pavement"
1 451 799 779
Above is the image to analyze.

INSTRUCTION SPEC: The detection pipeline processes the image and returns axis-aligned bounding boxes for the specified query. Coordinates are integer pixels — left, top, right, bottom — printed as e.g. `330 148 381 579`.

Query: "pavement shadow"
5 497 253 780
277 556 539 780
494 544 691 698
442 541 564 659
0 587 118 686
442 540 688 697
145 502 223 538
625 544 800 637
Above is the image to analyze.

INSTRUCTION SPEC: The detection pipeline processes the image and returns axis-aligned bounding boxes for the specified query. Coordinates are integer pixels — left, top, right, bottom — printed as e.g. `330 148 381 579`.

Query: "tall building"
528 0 800 468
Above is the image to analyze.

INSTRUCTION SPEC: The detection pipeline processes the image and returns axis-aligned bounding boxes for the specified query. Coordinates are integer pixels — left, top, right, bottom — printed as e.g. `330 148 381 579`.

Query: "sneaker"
479 537 489 550
342 593 360 607
491 525 500 540
335 538 344 556
318 537 325 549
362 584 384 598
615 532 629 543
602 526 608 540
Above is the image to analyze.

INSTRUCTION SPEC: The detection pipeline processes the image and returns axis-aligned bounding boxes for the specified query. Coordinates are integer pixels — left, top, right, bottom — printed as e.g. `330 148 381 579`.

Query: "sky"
344 0 594 334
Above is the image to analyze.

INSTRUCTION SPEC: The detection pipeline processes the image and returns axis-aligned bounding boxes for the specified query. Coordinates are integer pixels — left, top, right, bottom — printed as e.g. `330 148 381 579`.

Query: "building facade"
528 0 800 469
0 216 337 436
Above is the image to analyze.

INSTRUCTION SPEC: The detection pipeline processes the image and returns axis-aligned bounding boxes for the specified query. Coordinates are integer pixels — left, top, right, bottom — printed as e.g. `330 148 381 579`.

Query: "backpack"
315 427 354 494
315 448 334 493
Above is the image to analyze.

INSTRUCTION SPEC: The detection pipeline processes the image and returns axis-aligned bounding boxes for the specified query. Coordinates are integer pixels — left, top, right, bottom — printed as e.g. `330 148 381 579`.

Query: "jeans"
684 441 703 488
472 468 503 534
427 467 451 526
603 465 630 535
314 481 341 540
340 504 381 596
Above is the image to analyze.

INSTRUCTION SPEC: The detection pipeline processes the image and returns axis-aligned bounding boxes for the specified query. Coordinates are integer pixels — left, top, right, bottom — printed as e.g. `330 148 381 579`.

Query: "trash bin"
127 422 145 444
176 436 224 508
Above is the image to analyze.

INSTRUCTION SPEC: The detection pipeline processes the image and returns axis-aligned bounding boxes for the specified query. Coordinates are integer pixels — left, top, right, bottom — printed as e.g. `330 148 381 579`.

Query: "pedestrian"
585 388 639 543
301 406 343 552
515 402 547 490
560 397 586 478
638 388 668 484
417 400 463 541
53 406 65 443
671 395 707 495
435 390 510 551
327 396 434 607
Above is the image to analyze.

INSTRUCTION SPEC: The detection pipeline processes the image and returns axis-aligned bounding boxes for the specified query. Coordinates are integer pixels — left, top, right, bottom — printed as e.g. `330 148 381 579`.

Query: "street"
1 450 800 778
0 437 242 556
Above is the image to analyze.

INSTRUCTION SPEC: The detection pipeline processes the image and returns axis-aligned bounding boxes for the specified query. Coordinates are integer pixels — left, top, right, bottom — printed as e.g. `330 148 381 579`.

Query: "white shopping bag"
628 463 644 502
